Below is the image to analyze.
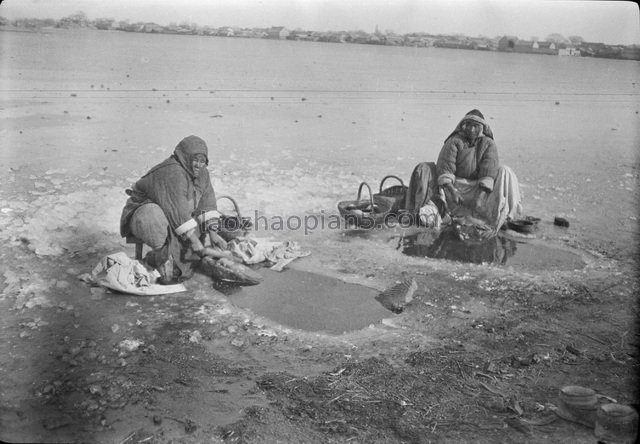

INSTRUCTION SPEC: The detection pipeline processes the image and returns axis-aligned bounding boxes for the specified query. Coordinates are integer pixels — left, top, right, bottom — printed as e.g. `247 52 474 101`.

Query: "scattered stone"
119 339 144 352
566 345 584 356
484 361 498 373
189 330 202 344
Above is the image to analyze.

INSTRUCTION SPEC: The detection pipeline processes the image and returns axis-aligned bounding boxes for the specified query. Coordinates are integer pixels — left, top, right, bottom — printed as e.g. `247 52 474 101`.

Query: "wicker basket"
216 195 252 241
337 182 394 228
374 175 408 213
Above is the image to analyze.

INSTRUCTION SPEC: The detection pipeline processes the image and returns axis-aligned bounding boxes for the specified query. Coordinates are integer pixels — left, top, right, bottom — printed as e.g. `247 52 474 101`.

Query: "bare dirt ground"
1 28 639 444
1 208 638 443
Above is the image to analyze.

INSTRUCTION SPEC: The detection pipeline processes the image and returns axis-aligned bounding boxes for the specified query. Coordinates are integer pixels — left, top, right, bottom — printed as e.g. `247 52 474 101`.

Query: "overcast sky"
2 0 639 45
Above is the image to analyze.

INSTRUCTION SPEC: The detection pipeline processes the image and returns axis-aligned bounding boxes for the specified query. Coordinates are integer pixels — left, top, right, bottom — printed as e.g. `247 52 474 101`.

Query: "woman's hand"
208 231 228 250
473 189 488 214
445 184 464 206
200 247 242 262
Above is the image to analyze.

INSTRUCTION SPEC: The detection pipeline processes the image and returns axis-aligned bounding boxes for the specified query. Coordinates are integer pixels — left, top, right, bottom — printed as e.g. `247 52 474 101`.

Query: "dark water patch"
401 230 585 271
215 269 390 335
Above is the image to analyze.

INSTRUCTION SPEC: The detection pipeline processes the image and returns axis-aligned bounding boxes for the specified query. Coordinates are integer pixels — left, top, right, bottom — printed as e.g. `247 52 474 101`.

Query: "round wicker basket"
337 182 393 228
374 175 408 213
216 195 252 241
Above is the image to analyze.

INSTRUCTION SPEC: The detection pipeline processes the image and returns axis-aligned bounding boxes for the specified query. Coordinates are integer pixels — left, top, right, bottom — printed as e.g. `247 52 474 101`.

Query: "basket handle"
356 182 374 208
379 175 405 193
216 195 241 217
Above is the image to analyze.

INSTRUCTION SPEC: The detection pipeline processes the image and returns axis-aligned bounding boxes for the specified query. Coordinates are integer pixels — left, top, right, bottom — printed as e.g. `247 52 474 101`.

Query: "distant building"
558 47 581 56
498 36 519 51
140 22 163 33
266 26 290 39
577 42 601 57
513 40 535 53
620 46 640 60
434 38 476 50
498 36 558 55
534 41 557 55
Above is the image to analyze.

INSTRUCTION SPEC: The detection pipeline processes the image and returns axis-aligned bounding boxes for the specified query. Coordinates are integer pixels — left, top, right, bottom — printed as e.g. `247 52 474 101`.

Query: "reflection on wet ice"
401 229 517 265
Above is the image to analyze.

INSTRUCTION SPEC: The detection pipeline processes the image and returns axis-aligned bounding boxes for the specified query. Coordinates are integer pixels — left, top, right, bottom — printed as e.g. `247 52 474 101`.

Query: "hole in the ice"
214 269 391 335
400 229 585 270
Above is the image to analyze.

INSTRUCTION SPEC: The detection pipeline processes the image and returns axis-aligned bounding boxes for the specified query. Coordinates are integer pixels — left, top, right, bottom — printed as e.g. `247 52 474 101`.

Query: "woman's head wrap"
173 135 209 178
445 109 494 142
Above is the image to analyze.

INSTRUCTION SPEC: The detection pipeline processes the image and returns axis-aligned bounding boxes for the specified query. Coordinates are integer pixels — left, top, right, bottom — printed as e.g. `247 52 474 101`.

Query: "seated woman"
120 135 234 284
404 109 522 233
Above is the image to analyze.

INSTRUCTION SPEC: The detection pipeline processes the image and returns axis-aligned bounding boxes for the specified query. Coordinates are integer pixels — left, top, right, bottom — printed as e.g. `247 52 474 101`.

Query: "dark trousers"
404 162 439 213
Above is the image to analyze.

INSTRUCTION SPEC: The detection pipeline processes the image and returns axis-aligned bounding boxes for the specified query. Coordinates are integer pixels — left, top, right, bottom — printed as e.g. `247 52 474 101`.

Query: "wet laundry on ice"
83 252 187 295
227 238 311 271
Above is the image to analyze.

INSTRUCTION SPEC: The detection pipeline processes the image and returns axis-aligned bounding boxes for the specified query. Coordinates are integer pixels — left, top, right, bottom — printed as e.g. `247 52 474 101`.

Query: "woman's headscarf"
172 135 209 179
444 109 494 143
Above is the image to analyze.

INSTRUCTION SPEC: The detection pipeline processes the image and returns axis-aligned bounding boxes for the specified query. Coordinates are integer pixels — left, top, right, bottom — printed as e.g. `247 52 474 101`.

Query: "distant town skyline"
1 0 639 45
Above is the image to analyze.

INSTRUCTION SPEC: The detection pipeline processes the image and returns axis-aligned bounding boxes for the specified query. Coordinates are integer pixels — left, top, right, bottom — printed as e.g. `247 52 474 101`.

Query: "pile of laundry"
227 238 311 271
78 252 187 296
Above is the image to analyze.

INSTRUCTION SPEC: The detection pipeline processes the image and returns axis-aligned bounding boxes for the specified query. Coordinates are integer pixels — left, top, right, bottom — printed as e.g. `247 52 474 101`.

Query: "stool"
126 235 145 260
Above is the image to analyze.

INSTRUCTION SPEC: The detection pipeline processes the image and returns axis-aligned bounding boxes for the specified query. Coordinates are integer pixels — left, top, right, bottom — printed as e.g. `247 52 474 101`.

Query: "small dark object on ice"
184 419 197 433
376 278 417 313
554 217 570 227
507 219 535 233
152 415 162 425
